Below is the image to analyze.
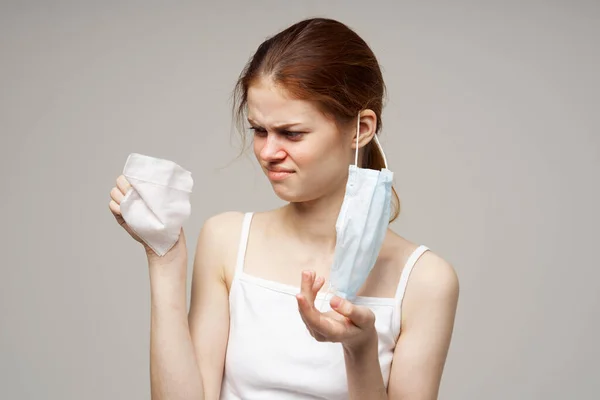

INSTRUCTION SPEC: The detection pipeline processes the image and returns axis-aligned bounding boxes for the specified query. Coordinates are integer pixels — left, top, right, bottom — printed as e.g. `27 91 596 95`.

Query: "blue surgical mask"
326 113 393 302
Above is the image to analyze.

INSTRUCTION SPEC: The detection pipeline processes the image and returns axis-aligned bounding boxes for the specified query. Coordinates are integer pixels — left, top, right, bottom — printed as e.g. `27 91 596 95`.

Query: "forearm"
148 253 204 400
343 333 388 400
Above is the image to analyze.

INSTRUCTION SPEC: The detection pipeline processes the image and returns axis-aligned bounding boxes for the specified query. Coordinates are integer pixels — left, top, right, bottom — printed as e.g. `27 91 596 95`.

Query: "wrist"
342 326 378 358
145 241 187 266
146 244 188 285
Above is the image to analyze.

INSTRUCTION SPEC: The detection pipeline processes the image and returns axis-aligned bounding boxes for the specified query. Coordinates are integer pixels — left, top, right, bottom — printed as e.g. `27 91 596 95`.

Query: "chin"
272 189 303 203
271 185 313 203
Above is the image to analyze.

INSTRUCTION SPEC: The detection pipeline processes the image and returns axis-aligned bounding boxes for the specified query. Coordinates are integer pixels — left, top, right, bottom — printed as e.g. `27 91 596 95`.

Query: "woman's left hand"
296 270 376 350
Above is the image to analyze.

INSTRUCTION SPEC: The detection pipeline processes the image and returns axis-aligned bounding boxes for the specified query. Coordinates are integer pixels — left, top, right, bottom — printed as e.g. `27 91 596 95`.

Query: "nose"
258 133 287 162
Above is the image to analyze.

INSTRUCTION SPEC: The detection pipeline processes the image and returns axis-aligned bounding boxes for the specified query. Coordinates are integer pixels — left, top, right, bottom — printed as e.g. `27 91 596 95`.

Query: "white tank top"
220 212 429 399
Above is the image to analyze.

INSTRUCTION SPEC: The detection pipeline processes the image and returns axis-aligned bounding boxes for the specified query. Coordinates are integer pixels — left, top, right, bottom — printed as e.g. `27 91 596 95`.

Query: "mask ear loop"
372 134 389 169
354 112 361 166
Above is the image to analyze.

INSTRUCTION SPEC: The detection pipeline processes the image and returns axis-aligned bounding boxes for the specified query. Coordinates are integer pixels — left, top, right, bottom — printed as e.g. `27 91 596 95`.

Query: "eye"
280 130 304 140
249 126 267 137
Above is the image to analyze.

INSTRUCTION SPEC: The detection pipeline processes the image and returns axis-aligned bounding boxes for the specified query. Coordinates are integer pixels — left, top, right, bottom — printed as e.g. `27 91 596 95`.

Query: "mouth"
266 167 295 181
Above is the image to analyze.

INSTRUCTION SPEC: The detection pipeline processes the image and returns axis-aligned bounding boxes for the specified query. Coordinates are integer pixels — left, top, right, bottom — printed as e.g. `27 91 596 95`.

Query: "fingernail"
330 296 341 308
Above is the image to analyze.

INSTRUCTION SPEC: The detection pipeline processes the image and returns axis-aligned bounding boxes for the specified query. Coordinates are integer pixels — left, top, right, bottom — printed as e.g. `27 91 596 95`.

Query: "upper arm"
387 252 460 400
188 211 244 400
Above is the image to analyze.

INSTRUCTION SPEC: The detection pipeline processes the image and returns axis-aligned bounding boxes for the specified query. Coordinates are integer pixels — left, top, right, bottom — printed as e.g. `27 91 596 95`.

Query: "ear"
351 109 377 150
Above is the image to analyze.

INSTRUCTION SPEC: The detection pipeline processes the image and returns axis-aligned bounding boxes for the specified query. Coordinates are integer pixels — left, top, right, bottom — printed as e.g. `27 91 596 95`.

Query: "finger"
296 292 324 331
110 187 124 204
300 270 317 306
116 175 132 196
109 199 121 216
296 293 317 335
330 296 375 328
312 275 325 295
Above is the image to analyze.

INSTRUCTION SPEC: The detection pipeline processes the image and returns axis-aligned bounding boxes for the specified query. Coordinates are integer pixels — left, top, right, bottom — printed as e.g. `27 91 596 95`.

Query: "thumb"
330 296 374 328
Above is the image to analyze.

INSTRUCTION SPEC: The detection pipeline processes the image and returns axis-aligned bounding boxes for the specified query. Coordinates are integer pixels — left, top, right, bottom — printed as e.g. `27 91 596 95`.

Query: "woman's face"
247 78 353 203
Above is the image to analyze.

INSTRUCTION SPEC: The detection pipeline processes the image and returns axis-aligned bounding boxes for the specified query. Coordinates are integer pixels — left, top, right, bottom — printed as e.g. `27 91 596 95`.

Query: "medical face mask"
326 114 394 302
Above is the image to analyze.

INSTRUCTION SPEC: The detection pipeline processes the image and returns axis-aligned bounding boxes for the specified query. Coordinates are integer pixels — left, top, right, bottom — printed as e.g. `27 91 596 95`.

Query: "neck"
279 187 346 251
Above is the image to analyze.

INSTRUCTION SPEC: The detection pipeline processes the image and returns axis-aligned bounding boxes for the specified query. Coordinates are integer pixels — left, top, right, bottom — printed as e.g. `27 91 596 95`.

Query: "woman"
109 17 459 400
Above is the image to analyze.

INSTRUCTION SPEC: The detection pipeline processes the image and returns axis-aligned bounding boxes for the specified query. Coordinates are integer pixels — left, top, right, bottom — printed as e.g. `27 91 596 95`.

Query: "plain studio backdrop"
1 1 598 399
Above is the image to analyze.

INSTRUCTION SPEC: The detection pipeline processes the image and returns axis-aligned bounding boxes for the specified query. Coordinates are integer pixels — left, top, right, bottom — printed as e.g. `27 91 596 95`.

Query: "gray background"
1 1 599 399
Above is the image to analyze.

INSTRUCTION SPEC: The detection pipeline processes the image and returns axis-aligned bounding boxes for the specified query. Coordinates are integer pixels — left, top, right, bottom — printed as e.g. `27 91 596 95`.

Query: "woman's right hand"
109 174 187 263
109 175 145 245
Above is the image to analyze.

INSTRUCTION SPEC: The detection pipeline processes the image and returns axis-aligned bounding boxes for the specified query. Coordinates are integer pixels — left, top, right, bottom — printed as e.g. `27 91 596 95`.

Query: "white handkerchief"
119 153 193 256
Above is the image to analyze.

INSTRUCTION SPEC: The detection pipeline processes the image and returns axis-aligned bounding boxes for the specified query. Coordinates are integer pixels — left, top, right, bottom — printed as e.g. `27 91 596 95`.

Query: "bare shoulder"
410 249 460 299
199 211 246 240
401 246 460 326
194 211 247 287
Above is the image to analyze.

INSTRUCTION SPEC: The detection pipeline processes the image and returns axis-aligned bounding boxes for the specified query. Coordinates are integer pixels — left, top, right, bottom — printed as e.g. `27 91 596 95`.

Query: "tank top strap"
234 212 254 277
391 244 429 338
394 244 429 303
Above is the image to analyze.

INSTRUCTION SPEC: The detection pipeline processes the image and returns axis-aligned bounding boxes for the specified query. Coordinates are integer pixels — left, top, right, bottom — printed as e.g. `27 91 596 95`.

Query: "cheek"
295 135 343 166
291 147 331 171
294 148 347 181
295 140 346 167
290 149 311 166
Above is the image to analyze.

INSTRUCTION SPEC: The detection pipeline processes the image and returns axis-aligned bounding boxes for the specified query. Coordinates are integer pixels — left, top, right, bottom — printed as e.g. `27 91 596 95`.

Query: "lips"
267 167 294 173
266 166 294 181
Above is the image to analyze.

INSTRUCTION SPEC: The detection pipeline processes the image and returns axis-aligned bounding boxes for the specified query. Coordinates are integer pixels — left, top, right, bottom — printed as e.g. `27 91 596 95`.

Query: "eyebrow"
247 117 305 130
